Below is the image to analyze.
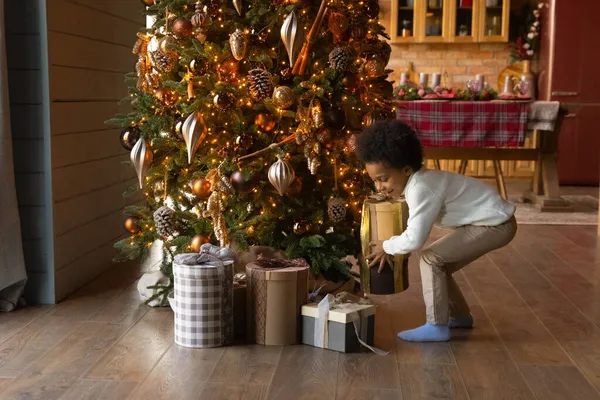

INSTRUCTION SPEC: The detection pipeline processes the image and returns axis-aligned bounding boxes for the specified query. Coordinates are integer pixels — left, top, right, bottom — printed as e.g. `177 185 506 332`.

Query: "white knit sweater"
382 167 515 255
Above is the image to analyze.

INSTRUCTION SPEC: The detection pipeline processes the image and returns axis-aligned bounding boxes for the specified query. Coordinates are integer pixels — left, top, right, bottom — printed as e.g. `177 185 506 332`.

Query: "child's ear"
402 166 413 176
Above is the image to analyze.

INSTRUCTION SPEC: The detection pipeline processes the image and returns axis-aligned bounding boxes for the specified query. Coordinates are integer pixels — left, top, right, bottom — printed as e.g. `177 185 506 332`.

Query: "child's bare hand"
366 241 394 273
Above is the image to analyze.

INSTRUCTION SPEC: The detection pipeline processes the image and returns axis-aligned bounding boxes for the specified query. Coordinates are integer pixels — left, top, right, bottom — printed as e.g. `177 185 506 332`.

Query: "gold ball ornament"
217 59 239 83
189 56 209 75
159 35 176 53
293 219 311 235
172 18 194 38
364 58 386 78
272 86 295 109
328 12 349 37
342 73 359 91
124 217 140 233
192 178 212 197
190 234 211 252
255 113 276 132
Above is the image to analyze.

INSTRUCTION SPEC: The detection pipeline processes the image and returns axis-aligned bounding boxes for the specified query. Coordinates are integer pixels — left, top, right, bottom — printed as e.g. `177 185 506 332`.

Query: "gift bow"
173 243 237 267
314 292 389 355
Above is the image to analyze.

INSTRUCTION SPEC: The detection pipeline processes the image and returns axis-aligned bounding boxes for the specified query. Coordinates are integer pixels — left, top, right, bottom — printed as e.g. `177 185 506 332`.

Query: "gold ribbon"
360 198 407 294
203 169 230 248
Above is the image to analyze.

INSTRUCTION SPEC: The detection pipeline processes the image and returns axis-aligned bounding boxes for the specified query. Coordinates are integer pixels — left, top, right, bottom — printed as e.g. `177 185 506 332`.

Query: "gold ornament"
293 219 311 235
130 139 153 188
191 12 209 28
255 113 276 132
190 234 211 252
311 99 324 129
233 0 243 15
159 36 176 53
124 217 140 233
281 12 298 67
328 12 349 41
203 169 230 247
272 86 295 109
192 178 212 197
364 57 386 78
268 156 296 196
141 0 155 6
362 112 374 127
229 29 247 61
182 111 208 164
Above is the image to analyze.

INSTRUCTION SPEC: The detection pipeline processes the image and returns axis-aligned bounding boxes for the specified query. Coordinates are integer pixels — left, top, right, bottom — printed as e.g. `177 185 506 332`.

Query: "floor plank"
0 378 13 394
0 314 83 377
519 365 600 400
24 321 128 378
462 256 571 365
398 364 468 400
208 345 281 385
337 353 400 390
129 345 223 400
266 346 338 400
88 282 149 326
198 383 268 400
85 309 173 382
336 388 404 400
60 379 139 400
0 306 53 345
0 373 78 400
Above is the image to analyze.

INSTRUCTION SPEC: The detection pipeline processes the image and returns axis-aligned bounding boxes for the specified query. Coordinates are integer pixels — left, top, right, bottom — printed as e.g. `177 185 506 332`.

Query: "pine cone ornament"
329 46 354 72
153 206 181 238
247 69 273 100
328 196 346 223
149 49 176 72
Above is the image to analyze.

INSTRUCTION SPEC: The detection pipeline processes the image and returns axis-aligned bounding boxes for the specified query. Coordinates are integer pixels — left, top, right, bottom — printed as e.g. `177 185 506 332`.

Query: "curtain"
0 0 27 311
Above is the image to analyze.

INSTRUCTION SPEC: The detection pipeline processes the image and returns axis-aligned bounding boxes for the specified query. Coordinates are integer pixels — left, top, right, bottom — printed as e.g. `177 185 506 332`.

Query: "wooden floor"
1 188 600 399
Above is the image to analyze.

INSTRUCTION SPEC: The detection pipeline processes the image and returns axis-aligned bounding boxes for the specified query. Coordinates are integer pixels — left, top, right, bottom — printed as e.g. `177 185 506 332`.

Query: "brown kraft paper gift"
246 258 309 345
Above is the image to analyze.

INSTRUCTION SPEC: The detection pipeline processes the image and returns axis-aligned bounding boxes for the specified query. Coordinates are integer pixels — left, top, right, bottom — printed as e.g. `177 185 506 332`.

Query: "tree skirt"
511 195 598 225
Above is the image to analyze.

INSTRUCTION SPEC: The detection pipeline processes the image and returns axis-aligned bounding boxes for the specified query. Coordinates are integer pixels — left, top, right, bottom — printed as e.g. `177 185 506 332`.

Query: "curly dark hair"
355 120 423 171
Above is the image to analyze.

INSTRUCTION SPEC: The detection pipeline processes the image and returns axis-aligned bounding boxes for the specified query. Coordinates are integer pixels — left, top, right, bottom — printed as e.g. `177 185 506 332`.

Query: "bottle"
402 20 412 37
520 60 536 99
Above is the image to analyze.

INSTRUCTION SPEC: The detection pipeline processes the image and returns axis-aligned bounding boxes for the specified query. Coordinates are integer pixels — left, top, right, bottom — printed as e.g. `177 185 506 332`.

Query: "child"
355 120 517 342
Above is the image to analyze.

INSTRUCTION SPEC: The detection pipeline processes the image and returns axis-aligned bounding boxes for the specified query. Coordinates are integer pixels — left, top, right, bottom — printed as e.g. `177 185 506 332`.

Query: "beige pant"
420 216 517 325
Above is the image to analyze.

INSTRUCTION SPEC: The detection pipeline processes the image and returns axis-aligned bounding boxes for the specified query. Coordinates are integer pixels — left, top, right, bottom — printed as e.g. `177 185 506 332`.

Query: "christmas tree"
110 0 395 302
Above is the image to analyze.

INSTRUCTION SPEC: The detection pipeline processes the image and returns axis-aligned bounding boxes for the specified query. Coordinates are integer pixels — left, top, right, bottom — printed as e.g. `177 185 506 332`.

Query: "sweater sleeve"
382 185 443 255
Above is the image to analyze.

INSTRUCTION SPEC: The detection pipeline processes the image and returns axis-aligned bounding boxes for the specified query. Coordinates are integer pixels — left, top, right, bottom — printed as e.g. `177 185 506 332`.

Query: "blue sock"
448 314 473 329
398 323 450 342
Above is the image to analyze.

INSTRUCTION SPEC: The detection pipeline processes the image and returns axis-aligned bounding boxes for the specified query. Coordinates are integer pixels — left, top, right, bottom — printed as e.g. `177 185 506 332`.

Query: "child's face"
365 162 412 197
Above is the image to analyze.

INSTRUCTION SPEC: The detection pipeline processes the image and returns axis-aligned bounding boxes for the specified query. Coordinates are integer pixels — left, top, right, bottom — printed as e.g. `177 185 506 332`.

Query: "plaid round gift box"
172 252 234 348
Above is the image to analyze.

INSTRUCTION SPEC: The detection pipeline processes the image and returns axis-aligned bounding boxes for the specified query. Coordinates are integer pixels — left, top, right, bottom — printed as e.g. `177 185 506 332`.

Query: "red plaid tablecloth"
395 101 530 147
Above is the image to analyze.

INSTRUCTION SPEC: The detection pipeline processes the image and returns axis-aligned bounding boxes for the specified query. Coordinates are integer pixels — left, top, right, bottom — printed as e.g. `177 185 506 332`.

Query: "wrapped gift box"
360 197 409 295
246 258 309 345
301 293 376 353
171 245 235 348
233 273 247 342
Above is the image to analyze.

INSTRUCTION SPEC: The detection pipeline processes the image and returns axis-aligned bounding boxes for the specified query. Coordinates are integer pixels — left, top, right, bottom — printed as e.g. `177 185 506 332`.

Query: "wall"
5 0 54 304
388 43 511 90
7 0 144 303
45 0 143 301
